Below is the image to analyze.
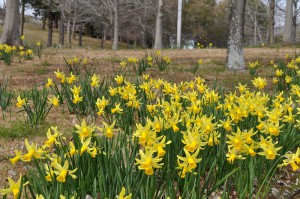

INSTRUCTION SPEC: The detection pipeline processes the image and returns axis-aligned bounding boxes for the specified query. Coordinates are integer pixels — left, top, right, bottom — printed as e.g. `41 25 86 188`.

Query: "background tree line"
1 0 299 49
0 0 300 70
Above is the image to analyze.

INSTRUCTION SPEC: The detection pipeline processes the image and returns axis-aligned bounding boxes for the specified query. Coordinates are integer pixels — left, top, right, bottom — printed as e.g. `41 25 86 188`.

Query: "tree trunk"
42 12 47 30
142 0 148 49
292 0 297 42
20 0 25 38
112 0 119 50
283 0 294 44
79 25 83 47
226 0 246 71
72 16 76 40
0 0 20 46
268 0 275 45
67 18 71 47
177 0 182 48
101 24 106 49
47 12 54 47
154 0 164 49
253 1 257 45
59 14 64 47
54 16 59 29
134 34 137 49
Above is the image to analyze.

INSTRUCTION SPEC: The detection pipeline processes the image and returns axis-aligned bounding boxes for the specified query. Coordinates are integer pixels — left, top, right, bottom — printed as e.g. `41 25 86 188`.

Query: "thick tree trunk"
154 0 164 49
177 0 182 48
268 0 275 45
79 25 83 47
0 0 20 46
20 1 25 38
283 0 294 44
47 12 54 47
112 0 119 50
59 14 64 47
226 0 246 71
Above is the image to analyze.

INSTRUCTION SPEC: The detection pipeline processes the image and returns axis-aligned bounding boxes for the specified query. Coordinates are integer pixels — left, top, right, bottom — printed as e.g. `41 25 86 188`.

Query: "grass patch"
0 120 50 139
102 56 123 63
207 60 225 66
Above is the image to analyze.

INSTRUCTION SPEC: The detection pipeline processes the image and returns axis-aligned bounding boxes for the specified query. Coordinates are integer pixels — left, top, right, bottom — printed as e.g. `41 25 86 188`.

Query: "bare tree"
268 0 275 45
0 0 20 45
112 0 119 50
20 0 26 38
283 0 294 44
227 0 246 70
292 0 298 42
47 12 54 47
59 9 65 46
154 0 164 49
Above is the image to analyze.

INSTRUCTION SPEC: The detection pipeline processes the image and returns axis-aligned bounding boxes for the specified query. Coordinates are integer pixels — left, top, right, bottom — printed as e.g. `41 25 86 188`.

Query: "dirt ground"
0 47 299 197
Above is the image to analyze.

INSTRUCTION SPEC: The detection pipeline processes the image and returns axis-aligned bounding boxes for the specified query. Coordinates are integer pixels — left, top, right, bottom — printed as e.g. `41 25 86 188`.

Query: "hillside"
0 16 127 49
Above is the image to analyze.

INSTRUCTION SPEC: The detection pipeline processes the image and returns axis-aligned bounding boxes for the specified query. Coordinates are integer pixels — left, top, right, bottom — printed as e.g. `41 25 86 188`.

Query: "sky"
0 0 33 16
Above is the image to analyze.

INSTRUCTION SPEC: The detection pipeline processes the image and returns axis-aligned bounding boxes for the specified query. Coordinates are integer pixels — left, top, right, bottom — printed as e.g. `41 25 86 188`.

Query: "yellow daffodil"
48 95 60 107
275 69 283 77
43 127 62 148
54 70 66 84
67 72 77 84
46 78 54 87
91 73 100 87
10 150 22 165
278 148 300 171
79 137 97 157
16 95 26 108
98 121 117 138
72 94 83 104
75 119 96 139
54 160 77 183
21 139 44 162
252 77 267 90
120 61 127 68
118 187 132 199
226 147 245 164
111 103 123 114
177 148 201 176
96 96 109 109
258 137 281 160
0 174 23 199
135 149 163 175
115 75 124 85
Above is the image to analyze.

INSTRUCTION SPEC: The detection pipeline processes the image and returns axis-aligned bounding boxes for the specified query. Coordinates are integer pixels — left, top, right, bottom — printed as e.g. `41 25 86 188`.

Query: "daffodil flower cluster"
4 67 300 198
0 43 37 65
271 58 300 90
